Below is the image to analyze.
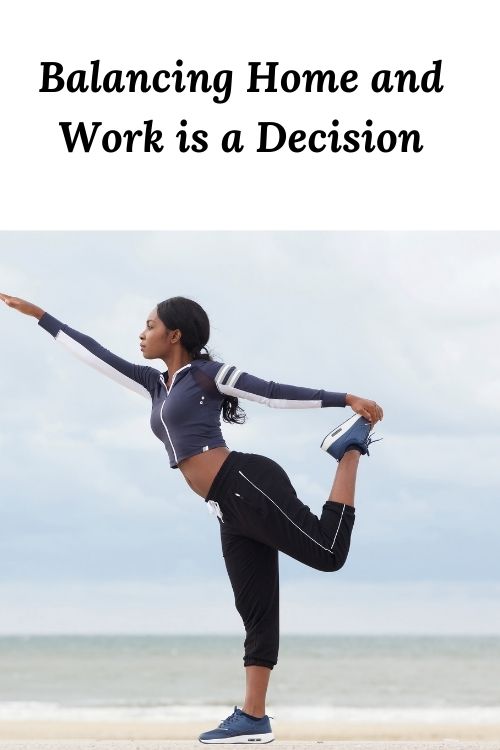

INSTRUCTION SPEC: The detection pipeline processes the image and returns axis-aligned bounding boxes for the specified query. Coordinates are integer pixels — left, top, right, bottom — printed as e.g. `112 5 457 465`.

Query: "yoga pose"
0 293 383 744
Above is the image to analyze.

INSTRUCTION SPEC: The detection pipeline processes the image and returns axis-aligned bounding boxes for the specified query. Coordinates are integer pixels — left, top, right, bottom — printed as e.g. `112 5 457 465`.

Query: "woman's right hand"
0 293 45 320
346 393 384 425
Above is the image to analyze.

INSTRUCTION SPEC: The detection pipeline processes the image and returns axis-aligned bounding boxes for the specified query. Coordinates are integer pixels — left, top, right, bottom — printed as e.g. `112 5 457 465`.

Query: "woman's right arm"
0 293 159 399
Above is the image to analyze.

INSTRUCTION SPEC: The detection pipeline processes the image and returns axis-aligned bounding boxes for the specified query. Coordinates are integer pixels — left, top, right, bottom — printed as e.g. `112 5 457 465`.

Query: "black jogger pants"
205 451 355 670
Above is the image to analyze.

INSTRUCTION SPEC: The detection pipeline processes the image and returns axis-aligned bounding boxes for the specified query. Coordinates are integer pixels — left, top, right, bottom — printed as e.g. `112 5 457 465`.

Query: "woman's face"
139 308 180 360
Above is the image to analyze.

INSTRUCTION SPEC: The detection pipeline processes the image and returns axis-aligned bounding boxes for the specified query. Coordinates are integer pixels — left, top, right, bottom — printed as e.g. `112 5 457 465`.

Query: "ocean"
0 635 499 724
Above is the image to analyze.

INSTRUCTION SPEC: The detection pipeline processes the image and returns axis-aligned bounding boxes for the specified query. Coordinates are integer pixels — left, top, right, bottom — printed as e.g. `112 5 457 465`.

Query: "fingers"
0 294 14 306
348 396 384 424
1 294 22 306
365 401 383 424
0 294 26 313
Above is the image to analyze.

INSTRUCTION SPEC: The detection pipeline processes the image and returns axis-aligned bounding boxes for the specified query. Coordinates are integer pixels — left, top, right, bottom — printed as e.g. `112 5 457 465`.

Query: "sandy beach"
0 721 499 745
1 634 499 750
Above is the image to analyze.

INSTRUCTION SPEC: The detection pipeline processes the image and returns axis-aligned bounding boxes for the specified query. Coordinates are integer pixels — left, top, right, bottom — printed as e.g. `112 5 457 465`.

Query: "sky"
0 232 499 635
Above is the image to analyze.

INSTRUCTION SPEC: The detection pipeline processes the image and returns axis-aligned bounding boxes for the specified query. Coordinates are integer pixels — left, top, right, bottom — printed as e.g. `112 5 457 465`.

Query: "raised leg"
235 454 356 573
327 449 361 507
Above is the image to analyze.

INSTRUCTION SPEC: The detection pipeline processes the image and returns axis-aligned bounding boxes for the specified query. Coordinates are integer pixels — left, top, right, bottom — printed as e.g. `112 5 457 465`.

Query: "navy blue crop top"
38 313 347 468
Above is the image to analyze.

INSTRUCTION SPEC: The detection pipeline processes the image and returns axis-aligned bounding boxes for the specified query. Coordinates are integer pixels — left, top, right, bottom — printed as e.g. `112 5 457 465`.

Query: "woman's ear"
171 329 182 345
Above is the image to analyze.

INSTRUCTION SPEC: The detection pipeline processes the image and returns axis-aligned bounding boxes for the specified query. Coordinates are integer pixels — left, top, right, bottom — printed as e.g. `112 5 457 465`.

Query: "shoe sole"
199 732 274 744
320 413 364 453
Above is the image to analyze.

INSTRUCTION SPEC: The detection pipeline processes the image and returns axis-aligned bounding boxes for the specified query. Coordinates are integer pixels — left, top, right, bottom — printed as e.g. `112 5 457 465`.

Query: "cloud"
0 580 498 635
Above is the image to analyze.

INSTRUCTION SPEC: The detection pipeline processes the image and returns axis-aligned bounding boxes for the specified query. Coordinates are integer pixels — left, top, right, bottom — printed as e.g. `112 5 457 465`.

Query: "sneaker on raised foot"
198 706 274 744
320 413 382 462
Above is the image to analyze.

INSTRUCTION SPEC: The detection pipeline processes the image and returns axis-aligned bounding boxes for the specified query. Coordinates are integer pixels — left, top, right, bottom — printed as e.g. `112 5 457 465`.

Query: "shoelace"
364 430 383 456
218 707 272 727
218 707 241 728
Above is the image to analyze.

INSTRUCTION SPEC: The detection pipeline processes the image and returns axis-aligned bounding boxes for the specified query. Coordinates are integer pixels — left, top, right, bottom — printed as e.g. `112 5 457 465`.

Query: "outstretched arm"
201 360 383 423
0 293 159 399
214 363 347 409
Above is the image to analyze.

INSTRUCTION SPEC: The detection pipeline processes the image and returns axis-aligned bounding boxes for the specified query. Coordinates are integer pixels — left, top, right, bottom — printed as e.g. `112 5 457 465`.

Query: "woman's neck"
163 352 192 384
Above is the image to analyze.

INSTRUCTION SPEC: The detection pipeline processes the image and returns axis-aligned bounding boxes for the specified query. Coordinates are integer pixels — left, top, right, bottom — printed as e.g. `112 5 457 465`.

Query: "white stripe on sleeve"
216 382 322 409
227 368 242 388
215 364 232 387
56 331 149 400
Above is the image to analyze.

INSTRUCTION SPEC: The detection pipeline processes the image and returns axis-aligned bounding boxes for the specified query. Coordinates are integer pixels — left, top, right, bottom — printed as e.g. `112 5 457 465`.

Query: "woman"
0 292 383 744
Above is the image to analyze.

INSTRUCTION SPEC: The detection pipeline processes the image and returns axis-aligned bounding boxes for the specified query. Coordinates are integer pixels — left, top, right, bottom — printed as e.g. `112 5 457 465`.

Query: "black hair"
156 296 246 425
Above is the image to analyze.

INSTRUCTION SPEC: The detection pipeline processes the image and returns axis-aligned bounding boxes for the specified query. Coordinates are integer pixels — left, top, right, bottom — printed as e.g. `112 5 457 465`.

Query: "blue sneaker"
198 706 274 744
320 413 382 461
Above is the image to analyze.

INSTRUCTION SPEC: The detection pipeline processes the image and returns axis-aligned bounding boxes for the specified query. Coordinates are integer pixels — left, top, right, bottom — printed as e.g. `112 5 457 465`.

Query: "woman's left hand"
346 394 384 424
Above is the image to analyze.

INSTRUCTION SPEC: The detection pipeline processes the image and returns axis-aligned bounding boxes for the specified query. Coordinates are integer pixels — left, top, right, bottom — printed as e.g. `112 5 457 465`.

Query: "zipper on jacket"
158 364 191 465
160 363 191 395
160 399 178 465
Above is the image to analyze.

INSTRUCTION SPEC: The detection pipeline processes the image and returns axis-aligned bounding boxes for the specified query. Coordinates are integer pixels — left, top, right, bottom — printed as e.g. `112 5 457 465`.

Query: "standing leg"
220 524 279 717
243 666 271 718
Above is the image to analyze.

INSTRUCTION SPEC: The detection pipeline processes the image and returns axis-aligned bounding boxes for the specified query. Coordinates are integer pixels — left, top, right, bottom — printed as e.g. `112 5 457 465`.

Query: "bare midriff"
178 447 232 499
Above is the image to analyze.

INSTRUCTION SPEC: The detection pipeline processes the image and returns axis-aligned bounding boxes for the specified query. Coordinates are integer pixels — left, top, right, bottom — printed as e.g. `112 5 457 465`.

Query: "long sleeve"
198 360 346 409
38 312 160 399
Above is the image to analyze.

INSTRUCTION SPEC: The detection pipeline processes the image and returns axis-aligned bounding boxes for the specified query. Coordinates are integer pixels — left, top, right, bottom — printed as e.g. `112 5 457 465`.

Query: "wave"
1 702 499 724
